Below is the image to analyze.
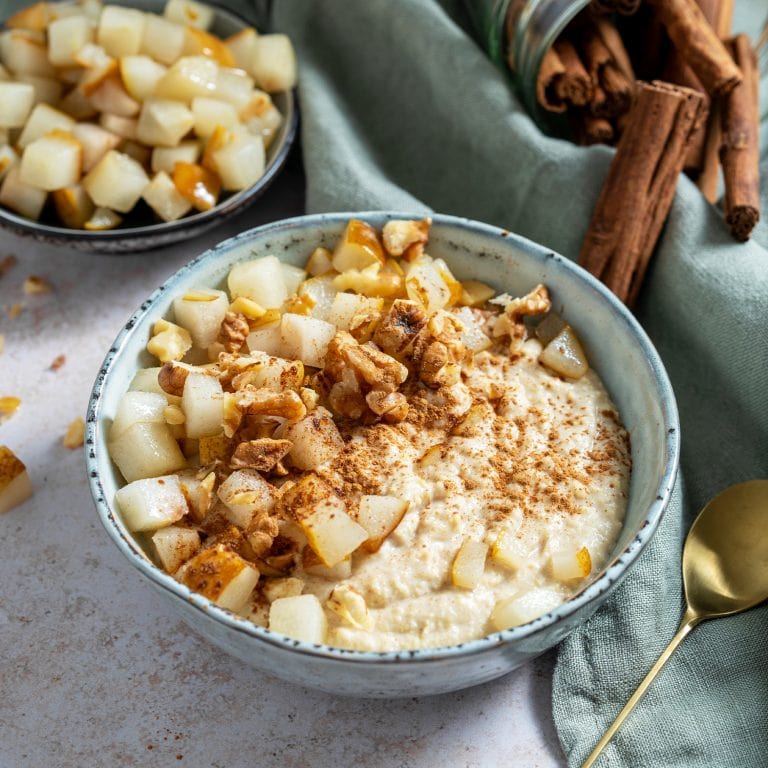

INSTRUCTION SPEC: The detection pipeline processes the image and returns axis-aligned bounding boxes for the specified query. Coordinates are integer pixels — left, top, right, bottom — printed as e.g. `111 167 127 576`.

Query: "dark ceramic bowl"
0 0 298 253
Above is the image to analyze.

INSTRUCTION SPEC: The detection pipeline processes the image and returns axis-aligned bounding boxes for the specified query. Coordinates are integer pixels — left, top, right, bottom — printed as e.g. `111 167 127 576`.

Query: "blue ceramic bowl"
0 0 297 253
86 212 679 697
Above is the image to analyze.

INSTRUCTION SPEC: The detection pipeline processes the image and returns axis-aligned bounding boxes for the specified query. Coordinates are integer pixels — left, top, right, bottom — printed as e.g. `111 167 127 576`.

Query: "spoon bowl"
582 478 768 767
684 480 768 618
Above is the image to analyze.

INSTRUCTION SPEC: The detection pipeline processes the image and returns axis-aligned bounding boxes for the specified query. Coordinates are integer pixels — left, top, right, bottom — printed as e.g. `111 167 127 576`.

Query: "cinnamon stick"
592 15 636 82
646 0 741 97
570 111 615 145
697 0 734 202
552 39 593 106
580 81 707 305
536 46 568 113
720 35 760 241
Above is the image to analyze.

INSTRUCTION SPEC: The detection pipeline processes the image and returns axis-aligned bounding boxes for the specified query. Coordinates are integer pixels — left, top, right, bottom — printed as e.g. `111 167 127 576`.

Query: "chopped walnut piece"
299 387 319 411
326 367 367 419
365 390 409 423
235 386 307 420
246 513 281 557
0 397 20 423
218 311 250 353
372 300 428 357
230 438 292 472
157 361 193 396
0 255 17 278
49 354 65 371
327 332 408 393
23 275 52 295
496 284 551 352
63 416 85 449
382 218 431 258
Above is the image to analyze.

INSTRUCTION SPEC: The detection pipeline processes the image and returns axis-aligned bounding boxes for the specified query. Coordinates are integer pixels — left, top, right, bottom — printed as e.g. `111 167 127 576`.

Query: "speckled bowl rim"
0 0 298 252
86 211 680 665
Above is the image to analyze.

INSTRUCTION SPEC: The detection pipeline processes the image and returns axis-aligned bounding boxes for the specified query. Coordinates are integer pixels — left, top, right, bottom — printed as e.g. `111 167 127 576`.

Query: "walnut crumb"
23 275 52 295
49 354 66 371
63 417 85 449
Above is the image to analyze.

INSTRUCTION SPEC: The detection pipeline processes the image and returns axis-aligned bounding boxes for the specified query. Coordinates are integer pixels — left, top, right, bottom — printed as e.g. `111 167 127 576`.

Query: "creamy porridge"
108 217 630 651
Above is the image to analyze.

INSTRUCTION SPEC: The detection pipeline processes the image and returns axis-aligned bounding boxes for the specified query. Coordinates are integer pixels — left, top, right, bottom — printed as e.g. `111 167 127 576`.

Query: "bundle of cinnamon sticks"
523 0 761 306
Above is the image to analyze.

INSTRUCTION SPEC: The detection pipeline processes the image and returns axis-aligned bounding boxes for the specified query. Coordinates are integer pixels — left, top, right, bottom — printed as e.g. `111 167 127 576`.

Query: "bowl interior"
0 0 297 252
88 211 679 659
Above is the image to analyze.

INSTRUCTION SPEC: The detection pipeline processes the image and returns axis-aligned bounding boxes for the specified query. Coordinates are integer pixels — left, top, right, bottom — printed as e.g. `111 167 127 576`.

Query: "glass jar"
466 0 591 127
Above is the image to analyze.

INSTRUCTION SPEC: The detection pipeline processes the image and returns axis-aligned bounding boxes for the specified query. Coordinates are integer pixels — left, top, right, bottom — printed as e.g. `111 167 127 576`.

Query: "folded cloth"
264 0 767 764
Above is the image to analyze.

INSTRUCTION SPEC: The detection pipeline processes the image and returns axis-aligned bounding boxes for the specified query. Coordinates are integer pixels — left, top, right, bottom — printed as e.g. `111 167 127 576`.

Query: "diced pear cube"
228 255 288 308
191 96 238 139
179 544 259 611
84 206 122 231
327 584 371 629
71 122 121 171
108 421 187 482
0 167 47 219
20 130 82 191
327 292 383 331
164 0 214 30
171 161 220 211
151 525 200 573
288 482 367 567
539 326 590 380
154 56 219 102
332 218 385 273
549 546 592 581
172 287 228 347
5 3 51 32
2 29 55 77
151 140 201 174
0 145 19 182
16 74 63 107
451 538 489 589
98 113 138 140
47 14 95 66
279 313 336 369
460 280 496 307
128 367 164 394
140 14 185 65
136 98 194 147
209 129 264 191
302 546 352 580
305 247 334 277
490 532 526 572
245 320 283 357
214 67 254 111
143 170 193 223
119 55 167 101
281 263 308 296
406 257 452 313
88 76 140 117
269 594 327 644
452 306 492 352
490 588 563 631
292 274 336 321
0 86 31 133
217 468 276 529
17 103 75 148
250 34 297 93
241 97 282 148
115 474 188 531
226 27 258 72
356 495 408 553
75 42 118 96
51 184 94 228
178 370 222 437
97 6 146 58
0 446 33 515
282 407 344 471
183 27 235 67
109 391 168 441
83 150 149 212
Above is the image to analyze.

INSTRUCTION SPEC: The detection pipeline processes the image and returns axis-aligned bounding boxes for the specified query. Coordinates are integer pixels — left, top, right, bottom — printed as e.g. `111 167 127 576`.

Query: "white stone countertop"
0 160 566 768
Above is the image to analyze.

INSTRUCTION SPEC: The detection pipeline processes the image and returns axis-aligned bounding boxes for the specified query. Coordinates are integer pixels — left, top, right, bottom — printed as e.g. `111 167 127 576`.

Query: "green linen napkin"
261 1 768 764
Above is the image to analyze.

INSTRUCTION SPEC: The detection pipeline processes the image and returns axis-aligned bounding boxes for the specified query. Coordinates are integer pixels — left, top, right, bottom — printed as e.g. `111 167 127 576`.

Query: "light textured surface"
0 160 564 767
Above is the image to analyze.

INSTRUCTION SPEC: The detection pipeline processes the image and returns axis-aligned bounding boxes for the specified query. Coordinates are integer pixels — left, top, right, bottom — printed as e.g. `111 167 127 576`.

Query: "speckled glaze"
86 212 680 697
0 0 298 254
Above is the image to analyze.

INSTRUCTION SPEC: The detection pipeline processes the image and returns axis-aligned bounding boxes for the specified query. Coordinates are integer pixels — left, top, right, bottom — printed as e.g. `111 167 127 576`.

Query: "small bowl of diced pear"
0 0 298 252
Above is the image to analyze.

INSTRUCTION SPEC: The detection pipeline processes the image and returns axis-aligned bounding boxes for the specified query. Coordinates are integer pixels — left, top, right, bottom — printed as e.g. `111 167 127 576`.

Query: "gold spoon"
581 479 768 768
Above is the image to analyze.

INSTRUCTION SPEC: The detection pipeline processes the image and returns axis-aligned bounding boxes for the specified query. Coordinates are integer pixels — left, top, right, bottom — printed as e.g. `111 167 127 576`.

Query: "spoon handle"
580 607 701 768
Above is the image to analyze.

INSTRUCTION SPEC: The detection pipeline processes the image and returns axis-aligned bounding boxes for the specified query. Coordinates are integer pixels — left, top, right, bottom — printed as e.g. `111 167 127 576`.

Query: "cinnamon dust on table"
515 0 760 304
